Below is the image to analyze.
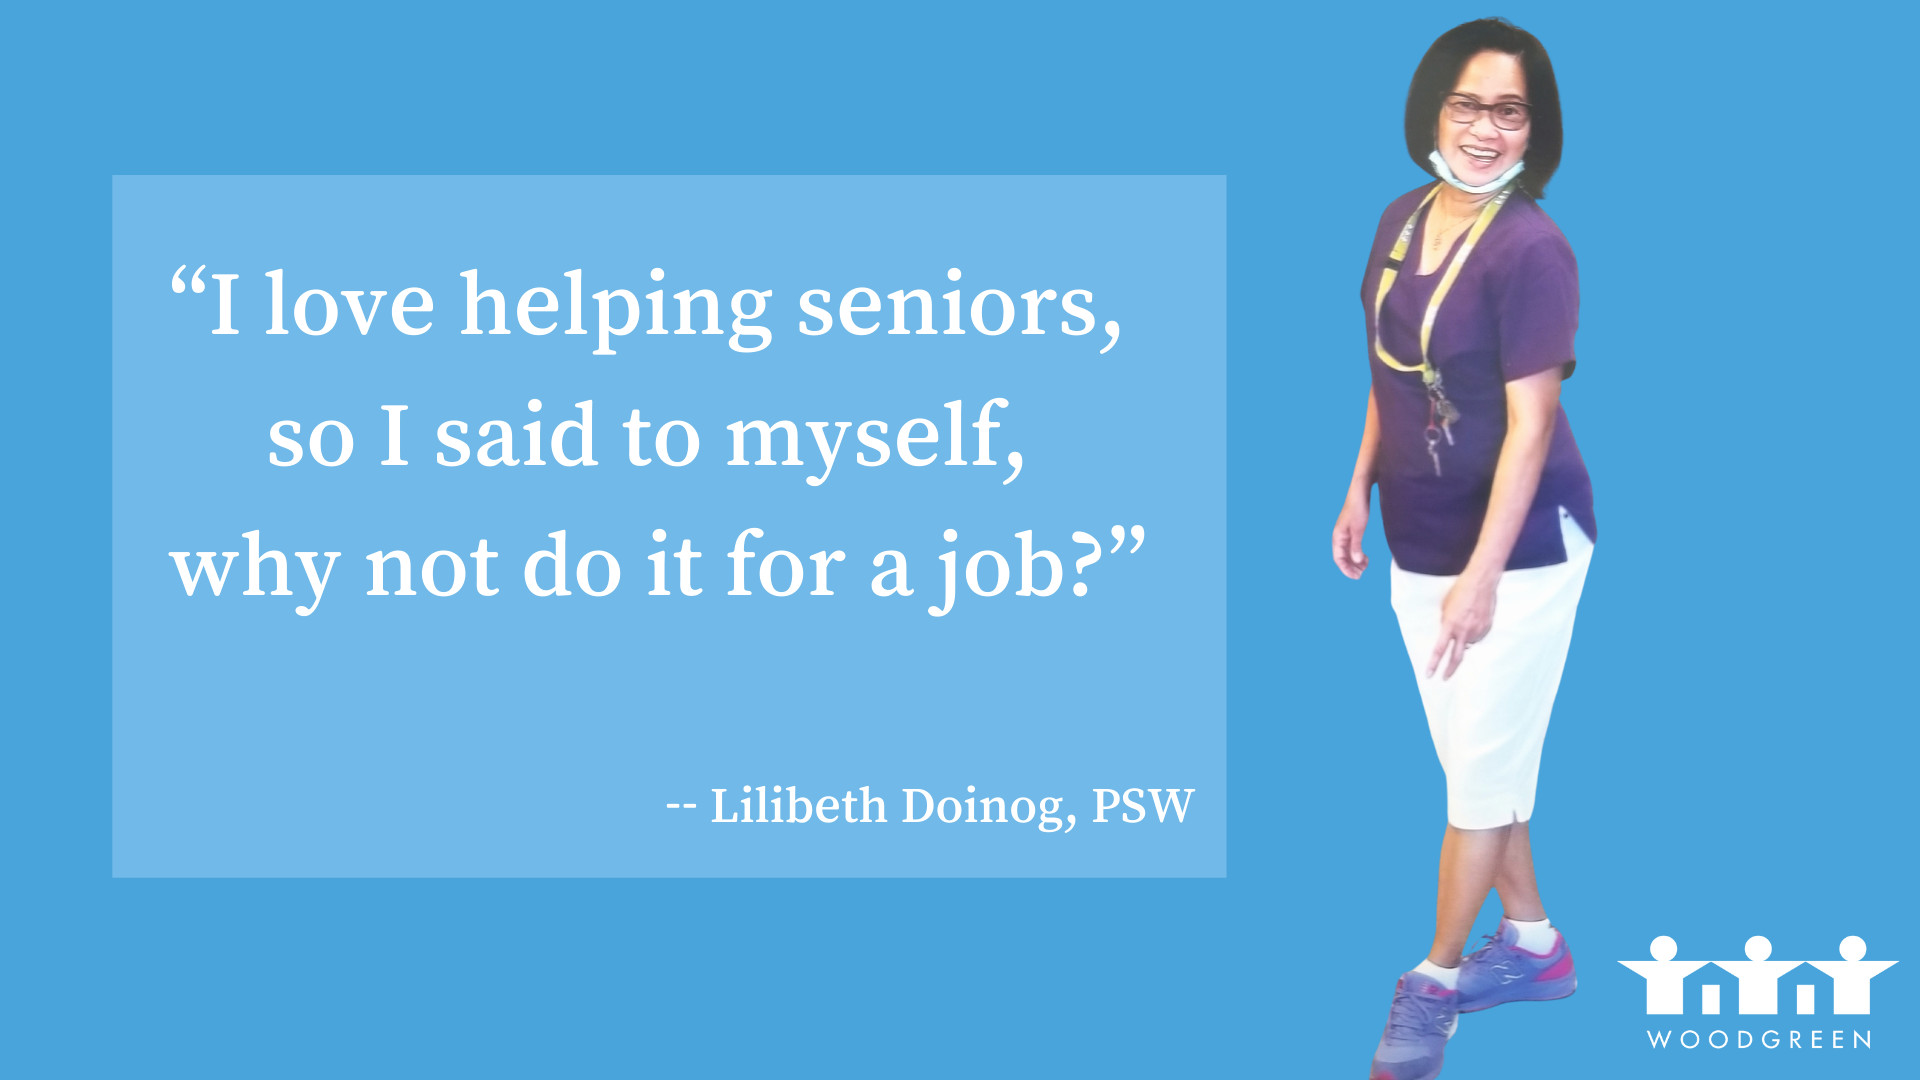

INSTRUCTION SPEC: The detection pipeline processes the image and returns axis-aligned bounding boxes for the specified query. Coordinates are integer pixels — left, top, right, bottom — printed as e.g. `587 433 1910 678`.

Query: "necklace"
1424 193 1495 254
1372 183 1515 476
1425 207 1476 254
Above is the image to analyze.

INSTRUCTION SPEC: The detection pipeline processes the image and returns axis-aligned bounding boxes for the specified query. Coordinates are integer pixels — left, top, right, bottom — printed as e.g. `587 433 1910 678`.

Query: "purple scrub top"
1362 183 1597 576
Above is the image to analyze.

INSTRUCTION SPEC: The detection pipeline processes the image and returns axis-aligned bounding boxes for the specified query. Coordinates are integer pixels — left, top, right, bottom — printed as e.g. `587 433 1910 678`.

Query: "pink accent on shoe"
1538 950 1576 981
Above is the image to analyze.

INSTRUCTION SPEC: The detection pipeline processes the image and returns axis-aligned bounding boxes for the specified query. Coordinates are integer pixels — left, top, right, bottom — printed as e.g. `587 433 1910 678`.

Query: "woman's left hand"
1425 369 1562 680
1427 569 1498 680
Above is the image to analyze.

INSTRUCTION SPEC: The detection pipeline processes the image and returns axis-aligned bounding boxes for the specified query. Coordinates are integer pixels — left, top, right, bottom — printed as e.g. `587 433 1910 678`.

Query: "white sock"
1508 917 1557 953
1413 958 1459 989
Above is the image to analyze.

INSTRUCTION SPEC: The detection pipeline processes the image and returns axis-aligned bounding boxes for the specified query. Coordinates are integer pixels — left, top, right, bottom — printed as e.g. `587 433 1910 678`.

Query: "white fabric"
1414 958 1461 987
1390 508 1593 830
1428 149 1526 194
1508 917 1558 953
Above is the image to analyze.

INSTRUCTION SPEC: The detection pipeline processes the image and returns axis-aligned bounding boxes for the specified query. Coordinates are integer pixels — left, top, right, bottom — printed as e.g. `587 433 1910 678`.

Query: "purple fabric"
1362 184 1596 576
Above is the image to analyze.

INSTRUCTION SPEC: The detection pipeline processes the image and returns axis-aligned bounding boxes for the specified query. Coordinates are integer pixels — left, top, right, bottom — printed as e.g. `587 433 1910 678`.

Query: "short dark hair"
1404 18 1563 198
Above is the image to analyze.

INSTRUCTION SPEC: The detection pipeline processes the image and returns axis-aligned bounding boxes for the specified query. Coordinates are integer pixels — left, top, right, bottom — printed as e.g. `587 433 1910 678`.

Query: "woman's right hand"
1332 494 1371 579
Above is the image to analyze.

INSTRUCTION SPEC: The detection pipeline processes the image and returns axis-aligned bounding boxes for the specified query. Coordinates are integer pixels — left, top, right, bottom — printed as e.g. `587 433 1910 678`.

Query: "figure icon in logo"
1618 935 1710 1014
1806 936 1898 1015
1711 935 1802 1015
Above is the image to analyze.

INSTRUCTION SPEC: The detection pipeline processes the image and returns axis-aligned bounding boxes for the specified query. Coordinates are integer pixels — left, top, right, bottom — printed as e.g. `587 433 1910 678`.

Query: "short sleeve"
1364 188 1436 320
1496 230 1579 381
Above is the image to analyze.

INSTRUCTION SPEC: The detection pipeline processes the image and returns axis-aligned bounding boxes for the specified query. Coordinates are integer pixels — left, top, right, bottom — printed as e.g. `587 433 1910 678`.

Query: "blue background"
111 175 1225 876
8 1 1913 1076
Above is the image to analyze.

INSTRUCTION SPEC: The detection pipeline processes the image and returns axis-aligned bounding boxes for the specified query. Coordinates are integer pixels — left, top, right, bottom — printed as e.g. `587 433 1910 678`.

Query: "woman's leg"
1427 822 1509 967
1491 818 1545 922
1429 819 1550 966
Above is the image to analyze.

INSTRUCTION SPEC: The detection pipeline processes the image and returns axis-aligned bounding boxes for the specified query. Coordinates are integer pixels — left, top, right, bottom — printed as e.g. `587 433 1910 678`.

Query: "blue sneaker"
1456 921 1578 1013
1369 972 1458 1080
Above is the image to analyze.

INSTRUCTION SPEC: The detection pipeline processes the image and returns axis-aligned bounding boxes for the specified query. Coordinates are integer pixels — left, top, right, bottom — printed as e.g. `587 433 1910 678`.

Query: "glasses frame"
1442 94 1532 132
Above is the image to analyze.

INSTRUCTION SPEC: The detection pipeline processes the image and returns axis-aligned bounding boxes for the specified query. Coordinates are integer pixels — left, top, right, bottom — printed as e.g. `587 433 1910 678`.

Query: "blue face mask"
1429 149 1525 194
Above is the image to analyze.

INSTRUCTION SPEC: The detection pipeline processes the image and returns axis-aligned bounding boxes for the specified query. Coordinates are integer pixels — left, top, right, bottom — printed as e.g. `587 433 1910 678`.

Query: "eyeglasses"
1443 95 1531 131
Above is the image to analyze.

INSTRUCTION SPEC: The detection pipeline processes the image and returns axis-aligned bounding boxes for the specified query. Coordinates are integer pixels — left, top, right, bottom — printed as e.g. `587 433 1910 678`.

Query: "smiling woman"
1403 23 1562 200
1329 17 1595 1080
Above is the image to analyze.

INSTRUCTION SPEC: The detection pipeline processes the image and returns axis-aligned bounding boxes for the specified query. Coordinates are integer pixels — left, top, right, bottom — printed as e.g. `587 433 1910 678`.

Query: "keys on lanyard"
1371 183 1515 481
1423 371 1459 476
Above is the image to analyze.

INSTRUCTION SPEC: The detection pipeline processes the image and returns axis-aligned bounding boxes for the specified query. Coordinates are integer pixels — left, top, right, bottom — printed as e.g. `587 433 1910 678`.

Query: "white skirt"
1389 508 1594 830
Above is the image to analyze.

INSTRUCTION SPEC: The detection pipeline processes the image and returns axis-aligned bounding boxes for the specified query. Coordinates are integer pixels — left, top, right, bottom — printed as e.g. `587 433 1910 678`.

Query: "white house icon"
1711 936 1802 1014
1618 936 1710 1015
1620 933 1898 1017
1806 936 1898 1015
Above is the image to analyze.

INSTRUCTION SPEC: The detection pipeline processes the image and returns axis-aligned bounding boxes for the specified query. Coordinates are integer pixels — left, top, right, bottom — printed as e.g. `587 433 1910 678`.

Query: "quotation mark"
171 265 206 293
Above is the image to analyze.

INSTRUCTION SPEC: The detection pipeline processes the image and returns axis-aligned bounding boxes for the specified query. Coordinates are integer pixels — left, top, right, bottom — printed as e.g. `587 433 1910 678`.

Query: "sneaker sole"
1369 1061 1444 1080
1456 978 1577 1014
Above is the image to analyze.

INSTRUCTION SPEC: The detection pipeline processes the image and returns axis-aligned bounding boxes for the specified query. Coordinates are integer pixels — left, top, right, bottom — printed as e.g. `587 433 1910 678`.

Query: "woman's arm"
1331 388 1381 579
1427 366 1562 678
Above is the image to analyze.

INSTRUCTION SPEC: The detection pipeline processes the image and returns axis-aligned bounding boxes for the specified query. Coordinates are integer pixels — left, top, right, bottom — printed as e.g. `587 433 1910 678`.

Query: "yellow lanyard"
1371 183 1514 386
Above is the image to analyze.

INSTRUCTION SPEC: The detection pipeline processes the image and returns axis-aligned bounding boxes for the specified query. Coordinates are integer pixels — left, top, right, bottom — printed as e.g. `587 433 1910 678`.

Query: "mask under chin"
1429 148 1525 194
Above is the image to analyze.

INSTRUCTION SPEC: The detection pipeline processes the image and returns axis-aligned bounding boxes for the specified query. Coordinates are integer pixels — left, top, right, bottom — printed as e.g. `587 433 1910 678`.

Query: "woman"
1331 19 1595 1080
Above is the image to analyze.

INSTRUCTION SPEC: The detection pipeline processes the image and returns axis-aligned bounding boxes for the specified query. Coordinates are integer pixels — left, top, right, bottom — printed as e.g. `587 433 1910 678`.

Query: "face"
1435 50 1531 187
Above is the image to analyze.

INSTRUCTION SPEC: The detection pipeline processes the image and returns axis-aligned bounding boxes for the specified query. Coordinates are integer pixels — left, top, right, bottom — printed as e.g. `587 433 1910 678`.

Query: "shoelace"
1463 931 1504 963
1385 984 1451 1039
